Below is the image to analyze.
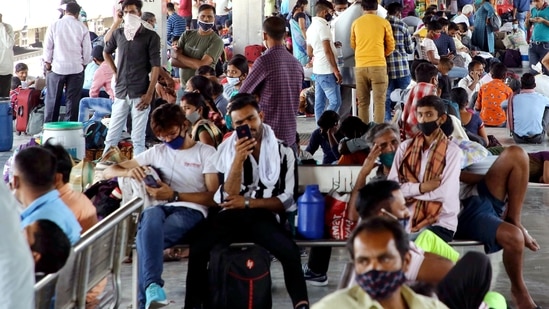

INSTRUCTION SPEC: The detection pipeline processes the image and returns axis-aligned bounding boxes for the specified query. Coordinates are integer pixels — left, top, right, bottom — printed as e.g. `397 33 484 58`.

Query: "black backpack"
83 120 108 150
208 245 272 309
83 178 121 220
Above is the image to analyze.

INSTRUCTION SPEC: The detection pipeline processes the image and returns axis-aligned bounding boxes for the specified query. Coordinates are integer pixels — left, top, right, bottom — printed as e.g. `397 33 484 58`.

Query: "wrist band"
244 198 250 209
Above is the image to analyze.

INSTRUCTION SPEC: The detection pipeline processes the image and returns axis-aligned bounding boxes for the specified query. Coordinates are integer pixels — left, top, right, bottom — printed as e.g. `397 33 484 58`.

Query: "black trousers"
45 71 84 122
184 208 309 309
437 251 492 309
0 74 11 97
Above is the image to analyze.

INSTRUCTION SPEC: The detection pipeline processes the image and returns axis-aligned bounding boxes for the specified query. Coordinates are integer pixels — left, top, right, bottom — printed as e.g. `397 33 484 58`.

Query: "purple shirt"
388 137 463 233
240 45 304 147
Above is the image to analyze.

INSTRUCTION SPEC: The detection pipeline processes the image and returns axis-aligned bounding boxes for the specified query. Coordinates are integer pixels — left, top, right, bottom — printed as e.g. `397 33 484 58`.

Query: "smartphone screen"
235 124 252 140
143 175 160 188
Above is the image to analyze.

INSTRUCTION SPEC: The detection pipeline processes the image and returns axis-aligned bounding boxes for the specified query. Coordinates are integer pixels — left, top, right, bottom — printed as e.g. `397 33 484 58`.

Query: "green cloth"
414 229 459 262
177 30 224 84
483 291 507 309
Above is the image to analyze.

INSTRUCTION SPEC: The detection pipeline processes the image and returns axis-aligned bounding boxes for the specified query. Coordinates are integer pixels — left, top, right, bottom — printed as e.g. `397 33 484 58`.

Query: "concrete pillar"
232 0 265 55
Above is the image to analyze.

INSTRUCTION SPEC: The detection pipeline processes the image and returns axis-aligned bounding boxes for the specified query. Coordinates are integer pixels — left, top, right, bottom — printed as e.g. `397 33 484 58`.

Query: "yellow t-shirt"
350 14 395 68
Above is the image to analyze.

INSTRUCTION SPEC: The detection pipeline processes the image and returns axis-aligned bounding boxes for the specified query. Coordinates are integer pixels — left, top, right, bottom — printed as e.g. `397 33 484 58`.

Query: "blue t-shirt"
305 129 341 164
531 6 549 42
512 91 549 136
20 190 81 244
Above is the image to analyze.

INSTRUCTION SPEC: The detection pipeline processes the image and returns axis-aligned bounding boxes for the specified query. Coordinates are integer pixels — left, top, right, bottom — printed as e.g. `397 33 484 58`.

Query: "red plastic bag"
325 191 357 240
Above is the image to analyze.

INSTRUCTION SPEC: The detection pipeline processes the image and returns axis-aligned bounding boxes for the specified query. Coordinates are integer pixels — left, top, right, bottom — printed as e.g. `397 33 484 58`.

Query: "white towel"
214 124 281 187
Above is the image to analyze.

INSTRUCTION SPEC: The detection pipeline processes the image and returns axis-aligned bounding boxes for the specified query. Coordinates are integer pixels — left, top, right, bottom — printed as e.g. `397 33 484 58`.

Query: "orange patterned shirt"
475 79 513 127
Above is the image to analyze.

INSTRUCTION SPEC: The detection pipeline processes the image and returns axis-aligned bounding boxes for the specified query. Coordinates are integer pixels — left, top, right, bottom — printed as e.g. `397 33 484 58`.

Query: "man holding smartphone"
184 93 310 309
527 0 549 75
103 104 219 309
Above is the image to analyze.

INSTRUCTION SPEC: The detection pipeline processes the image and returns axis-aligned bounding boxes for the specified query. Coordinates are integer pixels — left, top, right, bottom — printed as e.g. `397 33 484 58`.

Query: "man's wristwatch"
171 191 180 202
244 197 250 209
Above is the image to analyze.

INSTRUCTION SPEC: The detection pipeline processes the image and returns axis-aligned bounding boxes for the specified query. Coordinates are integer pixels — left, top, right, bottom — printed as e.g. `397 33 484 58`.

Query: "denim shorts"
455 180 506 254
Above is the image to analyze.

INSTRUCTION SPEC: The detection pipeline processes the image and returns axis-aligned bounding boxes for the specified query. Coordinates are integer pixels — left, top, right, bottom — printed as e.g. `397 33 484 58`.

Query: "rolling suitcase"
15 88 42 135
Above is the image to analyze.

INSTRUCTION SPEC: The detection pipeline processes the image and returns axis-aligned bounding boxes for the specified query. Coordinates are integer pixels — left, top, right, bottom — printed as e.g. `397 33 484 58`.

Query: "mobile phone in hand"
236 124 252 140
143 175 161 188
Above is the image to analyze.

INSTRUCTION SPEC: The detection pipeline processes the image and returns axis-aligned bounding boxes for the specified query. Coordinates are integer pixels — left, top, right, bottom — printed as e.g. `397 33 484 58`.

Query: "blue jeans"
77 97 113 122
314 73 342 122
529 42 549 75
385 75 411 121
448 66 468 79
102 96 150 156
137 206 204 309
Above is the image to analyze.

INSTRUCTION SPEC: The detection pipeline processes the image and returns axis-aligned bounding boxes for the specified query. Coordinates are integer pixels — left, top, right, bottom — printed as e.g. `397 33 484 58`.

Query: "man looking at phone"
457 60 483 102
184 93 310 309
103 104 219 309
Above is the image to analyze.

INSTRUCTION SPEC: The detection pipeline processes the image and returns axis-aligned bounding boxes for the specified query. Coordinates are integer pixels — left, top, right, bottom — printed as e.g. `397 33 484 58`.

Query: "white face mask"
123 13 142 41
226 77 240 86
187 110 201 125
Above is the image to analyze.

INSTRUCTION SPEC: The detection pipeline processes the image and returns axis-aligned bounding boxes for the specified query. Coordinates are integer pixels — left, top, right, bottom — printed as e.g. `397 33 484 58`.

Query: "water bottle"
336 47 344 67
0 98 13 152
297 185 325 240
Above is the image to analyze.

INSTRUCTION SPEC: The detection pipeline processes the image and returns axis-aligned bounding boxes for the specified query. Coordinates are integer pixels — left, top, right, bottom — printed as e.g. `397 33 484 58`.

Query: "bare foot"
522 229 540 252
511 287 537 309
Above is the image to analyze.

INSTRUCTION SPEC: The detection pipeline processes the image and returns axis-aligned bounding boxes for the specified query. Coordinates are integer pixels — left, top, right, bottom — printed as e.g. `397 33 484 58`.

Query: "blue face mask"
379 152 396 167
399 218 409 230
165 135 184 150
224 114 233 131
198 21 215 32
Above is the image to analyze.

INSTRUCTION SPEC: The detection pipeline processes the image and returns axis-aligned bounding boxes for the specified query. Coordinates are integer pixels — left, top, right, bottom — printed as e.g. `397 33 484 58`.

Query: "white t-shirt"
0 182 35 309
134 142 217 217
306 17 337 75
215 0 229 16
420 38 439 61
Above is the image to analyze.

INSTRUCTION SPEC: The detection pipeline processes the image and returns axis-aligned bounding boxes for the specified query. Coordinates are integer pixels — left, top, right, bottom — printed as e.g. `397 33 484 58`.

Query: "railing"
34 197 144 309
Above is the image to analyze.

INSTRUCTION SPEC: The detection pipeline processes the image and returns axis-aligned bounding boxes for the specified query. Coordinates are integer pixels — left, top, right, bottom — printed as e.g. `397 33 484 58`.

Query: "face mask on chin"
325 13 333 22
198 20 215 32
226 77 240 86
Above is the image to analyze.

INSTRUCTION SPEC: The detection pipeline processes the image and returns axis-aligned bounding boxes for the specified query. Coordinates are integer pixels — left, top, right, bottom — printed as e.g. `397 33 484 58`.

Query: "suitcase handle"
17 105 23 117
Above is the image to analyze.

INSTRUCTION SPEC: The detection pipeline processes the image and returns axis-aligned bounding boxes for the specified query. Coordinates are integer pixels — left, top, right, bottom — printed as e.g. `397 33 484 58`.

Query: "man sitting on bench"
103 104 219 309
184 94 310 309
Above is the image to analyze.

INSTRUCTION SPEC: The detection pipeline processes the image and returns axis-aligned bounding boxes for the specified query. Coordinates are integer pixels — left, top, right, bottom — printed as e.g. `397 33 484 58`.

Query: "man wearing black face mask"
171 4 224 92
313 217 448 309
305 0 342 122
103 103 219 309
388 95 462 243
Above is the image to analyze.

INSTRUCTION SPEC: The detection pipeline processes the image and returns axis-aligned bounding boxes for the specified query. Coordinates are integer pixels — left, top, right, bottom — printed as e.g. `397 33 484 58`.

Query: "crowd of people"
2 0 549 308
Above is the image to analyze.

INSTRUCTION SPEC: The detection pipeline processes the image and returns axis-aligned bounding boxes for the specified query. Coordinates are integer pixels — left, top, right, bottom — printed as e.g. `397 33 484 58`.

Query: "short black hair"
15 62 28 72
14 147 57 190
334 0 348 4
415 62 439 83
448 22 459 31
471 56 487 70
411 59 430 81
416 95 446 118
198 3 216 14
42 142 73 184
317 110 340 130
228 93 260 114
122 0 143 12
437 18 450 27
65 2 81 15
150 102 186 135
167 2 175 11
228 54 249 76
361 0 378 11
347 216 410 260
450 87 469 109
426 20 443 31
467 60 482 72
490 63 507 80
339 116 370 139
387 2 403 15
196 65 215 76
263 16 286 41
315 0 334 11
181 92 210 119
356 180 401 219
32 220 71 275
521 73 536 89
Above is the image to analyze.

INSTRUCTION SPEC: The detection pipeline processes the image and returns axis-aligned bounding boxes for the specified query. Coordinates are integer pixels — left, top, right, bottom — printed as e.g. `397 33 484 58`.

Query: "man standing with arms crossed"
102 0 160 156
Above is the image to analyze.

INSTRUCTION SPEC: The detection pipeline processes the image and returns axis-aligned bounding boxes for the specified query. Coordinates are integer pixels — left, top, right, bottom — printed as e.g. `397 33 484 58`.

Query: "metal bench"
34 197 144 309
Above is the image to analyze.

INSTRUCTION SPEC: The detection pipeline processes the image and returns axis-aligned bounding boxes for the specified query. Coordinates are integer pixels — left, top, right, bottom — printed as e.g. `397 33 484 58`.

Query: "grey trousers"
45 71 84 122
